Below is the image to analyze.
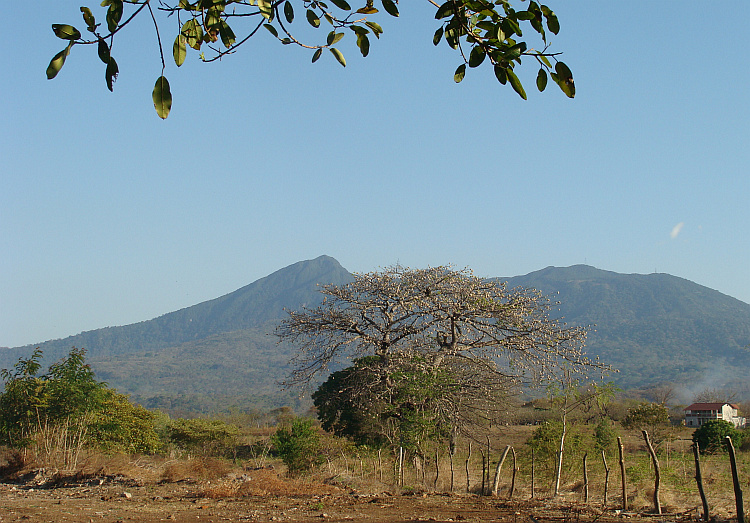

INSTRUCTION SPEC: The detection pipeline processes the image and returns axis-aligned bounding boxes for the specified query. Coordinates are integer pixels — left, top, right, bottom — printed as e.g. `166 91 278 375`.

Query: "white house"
684 402 746 428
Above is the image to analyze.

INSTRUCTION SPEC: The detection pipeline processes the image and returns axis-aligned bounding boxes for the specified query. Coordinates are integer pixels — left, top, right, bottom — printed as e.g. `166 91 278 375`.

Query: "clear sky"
1 2 748 348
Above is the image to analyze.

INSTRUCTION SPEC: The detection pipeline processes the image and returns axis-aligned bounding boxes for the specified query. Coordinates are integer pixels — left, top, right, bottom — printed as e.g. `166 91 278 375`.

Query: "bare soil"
0 468 707 523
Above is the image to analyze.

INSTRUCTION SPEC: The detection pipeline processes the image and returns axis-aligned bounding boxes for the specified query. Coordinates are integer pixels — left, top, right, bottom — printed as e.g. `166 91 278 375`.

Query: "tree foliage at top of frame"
46 0 575 119
278 265 606 389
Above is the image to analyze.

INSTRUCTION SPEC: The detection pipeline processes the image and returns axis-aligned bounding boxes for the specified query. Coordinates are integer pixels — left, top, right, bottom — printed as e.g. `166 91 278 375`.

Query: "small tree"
692 420 744 454
271 418 323 475
593 417 618 453
622 402 672 447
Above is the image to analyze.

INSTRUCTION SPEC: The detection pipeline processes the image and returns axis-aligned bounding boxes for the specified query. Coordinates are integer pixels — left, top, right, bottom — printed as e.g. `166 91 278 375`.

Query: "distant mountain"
503 265 750 391
2 258 749 412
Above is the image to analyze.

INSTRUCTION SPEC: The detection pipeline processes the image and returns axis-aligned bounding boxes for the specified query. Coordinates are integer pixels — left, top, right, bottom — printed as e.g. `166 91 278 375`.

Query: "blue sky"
1 2 748 348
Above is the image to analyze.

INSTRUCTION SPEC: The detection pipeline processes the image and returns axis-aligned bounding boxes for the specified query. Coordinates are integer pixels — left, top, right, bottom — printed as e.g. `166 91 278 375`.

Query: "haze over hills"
2 256 749 412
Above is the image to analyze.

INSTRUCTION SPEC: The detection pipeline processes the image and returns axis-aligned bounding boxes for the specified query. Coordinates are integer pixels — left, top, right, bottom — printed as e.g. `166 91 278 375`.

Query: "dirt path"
0 478 697 523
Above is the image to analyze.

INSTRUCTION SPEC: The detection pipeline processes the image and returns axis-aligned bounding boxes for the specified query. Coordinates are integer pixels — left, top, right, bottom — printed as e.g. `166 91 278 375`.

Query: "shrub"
270 418 323 475
166 417 239 456
692 419 744 454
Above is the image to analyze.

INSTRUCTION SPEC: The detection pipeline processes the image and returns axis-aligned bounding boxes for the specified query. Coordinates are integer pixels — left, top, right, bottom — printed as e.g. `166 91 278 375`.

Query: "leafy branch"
46 0 574 119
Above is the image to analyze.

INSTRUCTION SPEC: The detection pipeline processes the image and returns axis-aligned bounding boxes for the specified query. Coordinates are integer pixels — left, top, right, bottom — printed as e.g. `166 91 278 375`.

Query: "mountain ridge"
2 257 749 409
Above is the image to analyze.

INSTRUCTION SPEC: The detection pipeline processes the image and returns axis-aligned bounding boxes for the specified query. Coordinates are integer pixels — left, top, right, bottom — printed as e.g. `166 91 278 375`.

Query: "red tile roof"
685 402 738 411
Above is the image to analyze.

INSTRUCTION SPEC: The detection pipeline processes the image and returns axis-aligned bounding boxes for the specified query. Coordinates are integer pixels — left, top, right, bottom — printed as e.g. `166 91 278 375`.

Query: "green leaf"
173 35 187 66
330 47 346 67
52 24 81 41
283 1 294 23
502 42 527 61
506 68 527 99
258 0 273 20
365 21 383 38
538 53 551 68
306 10 321 28
106 0 123 33
182 19 203 50
432 26 443 46
541 5 560 34
516 10 535 20
80 7 97 32
264 24 279 38
329 0 352 10
219 20 236 48
105 56 118 91
312 48 323 63
434 1 454 19
356 6 378 14
493 64 507 84
536 68 547 92
152 76 172 119
46 44 72 80
381 0 399 17
468 46 485 68
97 39 111 64
327 31 345 45
356 33 370 57
554 61 574 98
453 63 466 83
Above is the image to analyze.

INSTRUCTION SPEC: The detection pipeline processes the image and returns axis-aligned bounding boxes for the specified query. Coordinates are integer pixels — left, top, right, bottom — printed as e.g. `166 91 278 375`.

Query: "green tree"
593 417 617 453
313 355 468 452
46 1 574 118
622 402 672 446
692 420 744 454
0 348 160 465
270 418 324 475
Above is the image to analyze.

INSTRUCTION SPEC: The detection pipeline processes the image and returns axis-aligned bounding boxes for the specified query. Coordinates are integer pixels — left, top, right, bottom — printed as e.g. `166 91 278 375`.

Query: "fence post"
642 430 661 514
692 443 709 522
618 436 627 511
725 436 744 523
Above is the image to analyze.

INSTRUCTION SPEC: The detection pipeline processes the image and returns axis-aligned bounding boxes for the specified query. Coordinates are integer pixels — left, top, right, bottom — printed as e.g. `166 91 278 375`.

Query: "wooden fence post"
618 436 627 511
601 450 610 507
692 443 709 522
725 436 744 523
642 430 661 514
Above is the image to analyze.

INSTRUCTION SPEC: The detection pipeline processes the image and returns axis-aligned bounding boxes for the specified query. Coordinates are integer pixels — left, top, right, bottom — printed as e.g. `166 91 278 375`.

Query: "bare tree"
278 265 606 444
279 265 600 384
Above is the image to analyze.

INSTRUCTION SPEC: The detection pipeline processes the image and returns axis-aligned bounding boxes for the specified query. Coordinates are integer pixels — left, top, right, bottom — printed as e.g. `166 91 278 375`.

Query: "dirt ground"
0 468 707 523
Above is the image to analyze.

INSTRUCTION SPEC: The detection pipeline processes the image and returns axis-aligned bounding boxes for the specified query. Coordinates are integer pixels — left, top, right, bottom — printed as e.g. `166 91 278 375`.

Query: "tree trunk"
618 436 627 511
725 436 744 523
480 450 486 496
692 443 709 522
642 430 661 514
491 445 511 496
554 411 567 496
530 446 535 499
465 441 472 493
449 446 455 493
509 447 517 500
434 449 439 491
